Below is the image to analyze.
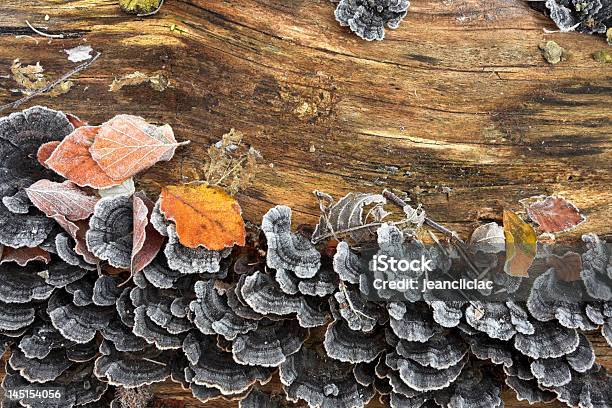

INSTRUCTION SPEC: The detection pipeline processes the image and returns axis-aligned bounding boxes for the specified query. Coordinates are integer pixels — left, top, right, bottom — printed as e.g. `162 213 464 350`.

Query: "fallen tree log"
0 0 610 406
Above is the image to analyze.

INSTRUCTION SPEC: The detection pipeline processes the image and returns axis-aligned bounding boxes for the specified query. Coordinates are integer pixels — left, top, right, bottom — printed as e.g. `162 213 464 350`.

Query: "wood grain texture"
0 0 610 407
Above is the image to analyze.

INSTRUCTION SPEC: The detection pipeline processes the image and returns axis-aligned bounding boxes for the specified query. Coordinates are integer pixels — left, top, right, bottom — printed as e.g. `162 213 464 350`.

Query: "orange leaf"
90 115 189 180
45 126 126 188
160 184 245 250
503 209 537 277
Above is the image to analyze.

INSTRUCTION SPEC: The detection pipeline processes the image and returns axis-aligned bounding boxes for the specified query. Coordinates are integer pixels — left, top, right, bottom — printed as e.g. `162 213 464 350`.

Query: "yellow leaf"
160 184 246 250
503 210 537 277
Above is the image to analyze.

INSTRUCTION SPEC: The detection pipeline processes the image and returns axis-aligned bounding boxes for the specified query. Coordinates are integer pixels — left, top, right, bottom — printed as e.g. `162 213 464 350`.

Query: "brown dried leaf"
524 195 586 233
200 129 260 194
160 184 245 250
0 246 50 266
131 192 164 274
546 251 582 282
45 126 126 188
109 71 169 92
10 59 73 97
90 115 189 180
25 180 99 222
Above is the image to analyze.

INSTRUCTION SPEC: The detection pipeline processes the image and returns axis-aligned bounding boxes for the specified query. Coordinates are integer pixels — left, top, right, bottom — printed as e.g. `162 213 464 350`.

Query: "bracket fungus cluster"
330 0 410 41
0 106 610 408
530 0 612 35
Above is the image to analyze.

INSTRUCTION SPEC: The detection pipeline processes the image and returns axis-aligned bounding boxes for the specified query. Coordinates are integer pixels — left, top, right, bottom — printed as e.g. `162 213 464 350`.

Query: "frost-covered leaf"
524 195 586 233
131 192 164 274
37 141 60 168
503 210 536 277
312 191 386 243
90 115 188 180
160 184 245 250
99 178 135 198
26 179 98 221
45 126 126 188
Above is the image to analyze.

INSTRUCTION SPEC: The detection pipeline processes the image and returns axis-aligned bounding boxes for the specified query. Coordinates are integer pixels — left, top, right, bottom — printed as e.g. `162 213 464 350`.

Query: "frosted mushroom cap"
0 205 54 249
389 353 467 392
48 292 112 344
86 195 133 269
189 279 258 340
580 233 612 301
505 375 556 404
232 318 308 367
324 319 386 363
9 346 73 383
0 264 54 304
240 271 329 328
94 341 171 388
164 224 229 275
333 241 361 284
261 206 321 279
0 107 74 248
187 340 273 396
514 321 579 359
279 346 375 408
395 331 468 369
0 301 35 332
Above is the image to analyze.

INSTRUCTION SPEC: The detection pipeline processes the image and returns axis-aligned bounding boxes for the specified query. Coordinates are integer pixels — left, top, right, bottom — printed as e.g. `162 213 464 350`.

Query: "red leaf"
90 115 189 180
525 195 586 233
131 192 164 274
26 180 99 222
1 246 50 266
45 126 126 189
37 141 60 169
53 215 98 265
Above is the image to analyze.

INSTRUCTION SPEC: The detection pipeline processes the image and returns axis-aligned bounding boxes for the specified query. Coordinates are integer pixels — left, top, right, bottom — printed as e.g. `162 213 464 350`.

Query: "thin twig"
0 52 101 113
26 20 64 39
311 219 413 244
138 0 165 17
382 189 482 277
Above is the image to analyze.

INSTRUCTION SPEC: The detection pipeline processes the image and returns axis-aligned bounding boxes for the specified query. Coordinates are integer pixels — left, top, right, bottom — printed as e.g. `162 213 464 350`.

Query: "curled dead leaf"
131 192 164 273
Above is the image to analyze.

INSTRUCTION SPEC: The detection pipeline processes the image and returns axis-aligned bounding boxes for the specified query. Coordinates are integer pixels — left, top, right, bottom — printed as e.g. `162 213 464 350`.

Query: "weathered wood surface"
0 0 610 407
